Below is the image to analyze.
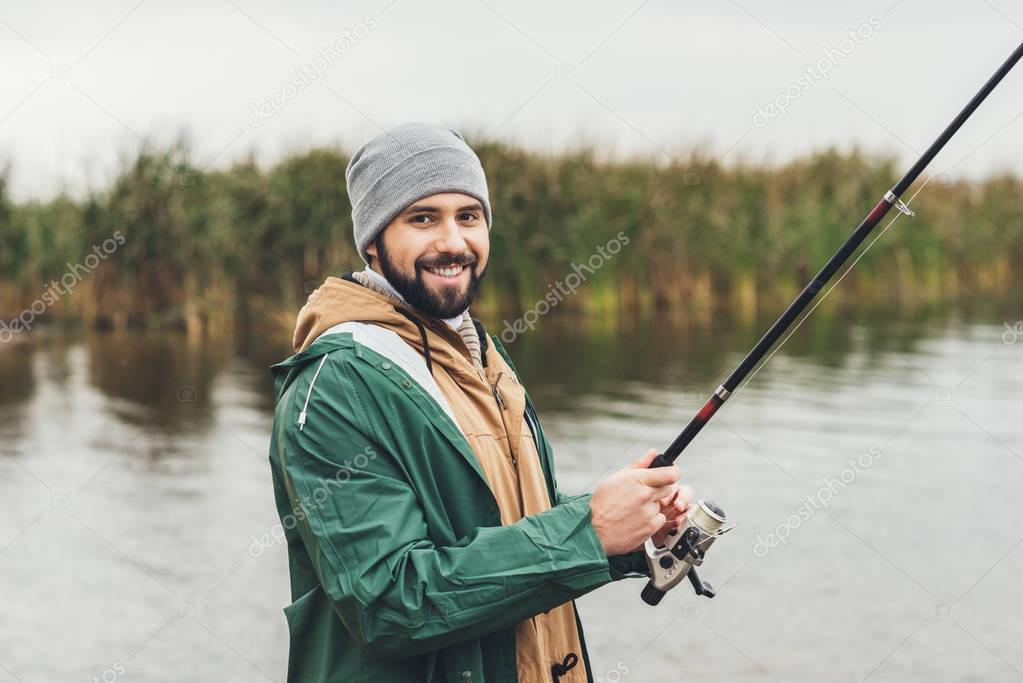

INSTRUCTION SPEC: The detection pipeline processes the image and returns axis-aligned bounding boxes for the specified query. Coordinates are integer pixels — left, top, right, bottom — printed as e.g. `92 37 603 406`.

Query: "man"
268 122 691 682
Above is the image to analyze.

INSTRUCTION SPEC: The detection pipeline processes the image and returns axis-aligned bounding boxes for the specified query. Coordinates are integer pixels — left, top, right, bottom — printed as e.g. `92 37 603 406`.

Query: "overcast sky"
2 0 1022 200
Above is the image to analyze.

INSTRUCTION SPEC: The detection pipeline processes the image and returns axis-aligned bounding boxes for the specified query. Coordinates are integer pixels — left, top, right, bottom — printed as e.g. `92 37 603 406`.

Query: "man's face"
366 192 489 320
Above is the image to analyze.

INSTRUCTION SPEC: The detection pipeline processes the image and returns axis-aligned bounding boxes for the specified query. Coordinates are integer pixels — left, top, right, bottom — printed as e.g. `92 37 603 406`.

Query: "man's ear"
365 239 377 263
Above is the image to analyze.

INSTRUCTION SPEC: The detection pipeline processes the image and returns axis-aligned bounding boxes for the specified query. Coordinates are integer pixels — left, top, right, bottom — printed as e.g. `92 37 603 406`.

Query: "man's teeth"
427 265 464 277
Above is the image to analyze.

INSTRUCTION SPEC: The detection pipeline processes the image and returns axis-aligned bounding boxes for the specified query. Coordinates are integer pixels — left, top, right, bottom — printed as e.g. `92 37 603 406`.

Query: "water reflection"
83 332 233 431
2 297 1016 428
0 297 1020 682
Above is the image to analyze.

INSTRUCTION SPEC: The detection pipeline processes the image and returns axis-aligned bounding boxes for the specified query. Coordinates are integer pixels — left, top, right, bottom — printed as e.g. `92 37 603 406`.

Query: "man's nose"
433 217 468 253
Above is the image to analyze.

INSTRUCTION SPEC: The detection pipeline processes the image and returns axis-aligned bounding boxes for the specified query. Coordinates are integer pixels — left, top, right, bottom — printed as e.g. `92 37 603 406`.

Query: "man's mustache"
417 255 477 270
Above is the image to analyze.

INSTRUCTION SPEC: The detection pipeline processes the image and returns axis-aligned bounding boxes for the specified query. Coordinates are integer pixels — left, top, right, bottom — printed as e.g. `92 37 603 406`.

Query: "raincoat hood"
297 274 475 363
292 275 396 354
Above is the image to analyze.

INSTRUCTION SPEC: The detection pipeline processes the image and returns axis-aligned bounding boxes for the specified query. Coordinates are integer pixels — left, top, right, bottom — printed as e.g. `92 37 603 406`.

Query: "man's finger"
647 483 677 501
677 484 694 505
673 497 687 511
640 465 679 487
630 448 659 469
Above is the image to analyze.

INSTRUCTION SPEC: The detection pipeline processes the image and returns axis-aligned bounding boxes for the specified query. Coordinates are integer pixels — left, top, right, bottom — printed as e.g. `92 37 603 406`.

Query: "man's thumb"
630 448 659 469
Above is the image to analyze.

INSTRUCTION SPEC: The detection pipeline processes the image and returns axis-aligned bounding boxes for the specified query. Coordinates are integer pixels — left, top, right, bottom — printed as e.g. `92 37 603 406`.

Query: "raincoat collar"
269 272 502 505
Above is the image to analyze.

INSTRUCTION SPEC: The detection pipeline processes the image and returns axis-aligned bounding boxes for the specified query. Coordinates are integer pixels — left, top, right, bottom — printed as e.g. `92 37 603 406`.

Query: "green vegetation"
1 139 1020 335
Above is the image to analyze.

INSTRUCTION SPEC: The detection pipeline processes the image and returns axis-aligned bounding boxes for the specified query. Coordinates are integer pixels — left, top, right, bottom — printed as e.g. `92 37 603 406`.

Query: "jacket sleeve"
277 354 615 659
555 490 651 580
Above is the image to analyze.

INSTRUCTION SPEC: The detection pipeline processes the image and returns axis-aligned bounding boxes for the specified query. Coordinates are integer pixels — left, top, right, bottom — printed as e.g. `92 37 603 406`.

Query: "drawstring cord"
393 307 433 375
297 353 329 431
551 652 579 681
394 307 506 413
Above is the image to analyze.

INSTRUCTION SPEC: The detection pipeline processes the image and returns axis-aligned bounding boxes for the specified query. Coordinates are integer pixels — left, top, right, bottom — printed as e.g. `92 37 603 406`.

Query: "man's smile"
422 263 470 283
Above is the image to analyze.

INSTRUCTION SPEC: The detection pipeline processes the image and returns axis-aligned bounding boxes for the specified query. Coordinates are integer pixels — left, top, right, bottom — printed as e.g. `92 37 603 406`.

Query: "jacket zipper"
483 371 516 467
477 366 508 411
523 403 542 455
482 366 529 519
489 371 507 410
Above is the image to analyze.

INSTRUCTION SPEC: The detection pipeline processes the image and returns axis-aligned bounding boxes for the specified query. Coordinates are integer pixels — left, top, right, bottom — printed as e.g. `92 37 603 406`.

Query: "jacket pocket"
283 584 323 639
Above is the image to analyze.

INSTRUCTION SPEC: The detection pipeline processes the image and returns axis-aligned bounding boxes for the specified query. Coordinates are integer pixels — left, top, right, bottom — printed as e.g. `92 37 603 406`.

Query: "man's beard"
374 237 485 320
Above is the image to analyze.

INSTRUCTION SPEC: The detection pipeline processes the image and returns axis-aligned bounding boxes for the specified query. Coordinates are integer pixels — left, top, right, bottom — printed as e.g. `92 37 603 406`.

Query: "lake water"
1 300 1021 682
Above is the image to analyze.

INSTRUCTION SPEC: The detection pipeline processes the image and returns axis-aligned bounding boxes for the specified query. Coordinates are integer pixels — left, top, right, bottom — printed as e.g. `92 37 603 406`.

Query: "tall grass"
1 139 1019 335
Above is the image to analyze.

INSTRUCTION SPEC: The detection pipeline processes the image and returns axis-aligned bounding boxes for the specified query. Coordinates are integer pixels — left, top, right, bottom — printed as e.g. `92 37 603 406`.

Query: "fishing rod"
640 41 1023 606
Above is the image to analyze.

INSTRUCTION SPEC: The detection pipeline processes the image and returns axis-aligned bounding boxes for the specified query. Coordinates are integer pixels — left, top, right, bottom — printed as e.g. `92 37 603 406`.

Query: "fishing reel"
641 499 735 605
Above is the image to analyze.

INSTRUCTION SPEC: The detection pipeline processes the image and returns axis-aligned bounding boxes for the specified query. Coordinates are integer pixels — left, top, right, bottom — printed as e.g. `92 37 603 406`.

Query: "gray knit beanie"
345 122 492 265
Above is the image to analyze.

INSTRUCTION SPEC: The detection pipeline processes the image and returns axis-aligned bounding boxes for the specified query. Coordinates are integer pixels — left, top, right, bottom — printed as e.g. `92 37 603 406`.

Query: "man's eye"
410 215 432 224
459 213 479 222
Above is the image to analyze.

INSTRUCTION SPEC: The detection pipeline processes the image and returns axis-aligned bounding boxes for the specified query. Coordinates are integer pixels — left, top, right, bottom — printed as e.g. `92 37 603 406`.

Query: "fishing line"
728 173 937 405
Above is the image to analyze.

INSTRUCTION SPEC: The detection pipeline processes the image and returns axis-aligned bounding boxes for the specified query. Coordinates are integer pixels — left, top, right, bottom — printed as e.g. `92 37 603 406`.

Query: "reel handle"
640 581 666 606
640 567 716 606
687 567 715 598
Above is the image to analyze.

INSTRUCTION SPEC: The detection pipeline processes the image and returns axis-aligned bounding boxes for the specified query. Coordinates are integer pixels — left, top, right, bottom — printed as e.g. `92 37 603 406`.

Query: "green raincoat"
268 296 649 682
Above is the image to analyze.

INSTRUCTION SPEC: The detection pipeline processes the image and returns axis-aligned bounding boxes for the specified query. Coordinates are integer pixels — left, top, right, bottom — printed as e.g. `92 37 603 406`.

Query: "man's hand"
588 448 684 556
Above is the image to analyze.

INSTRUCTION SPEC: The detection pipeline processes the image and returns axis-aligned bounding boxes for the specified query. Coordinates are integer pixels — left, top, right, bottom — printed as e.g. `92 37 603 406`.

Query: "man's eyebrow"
402 202 484 215
403 204 439 214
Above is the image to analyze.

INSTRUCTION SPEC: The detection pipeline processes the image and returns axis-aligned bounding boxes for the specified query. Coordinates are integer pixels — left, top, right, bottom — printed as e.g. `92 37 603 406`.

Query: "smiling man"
268 122 690 682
